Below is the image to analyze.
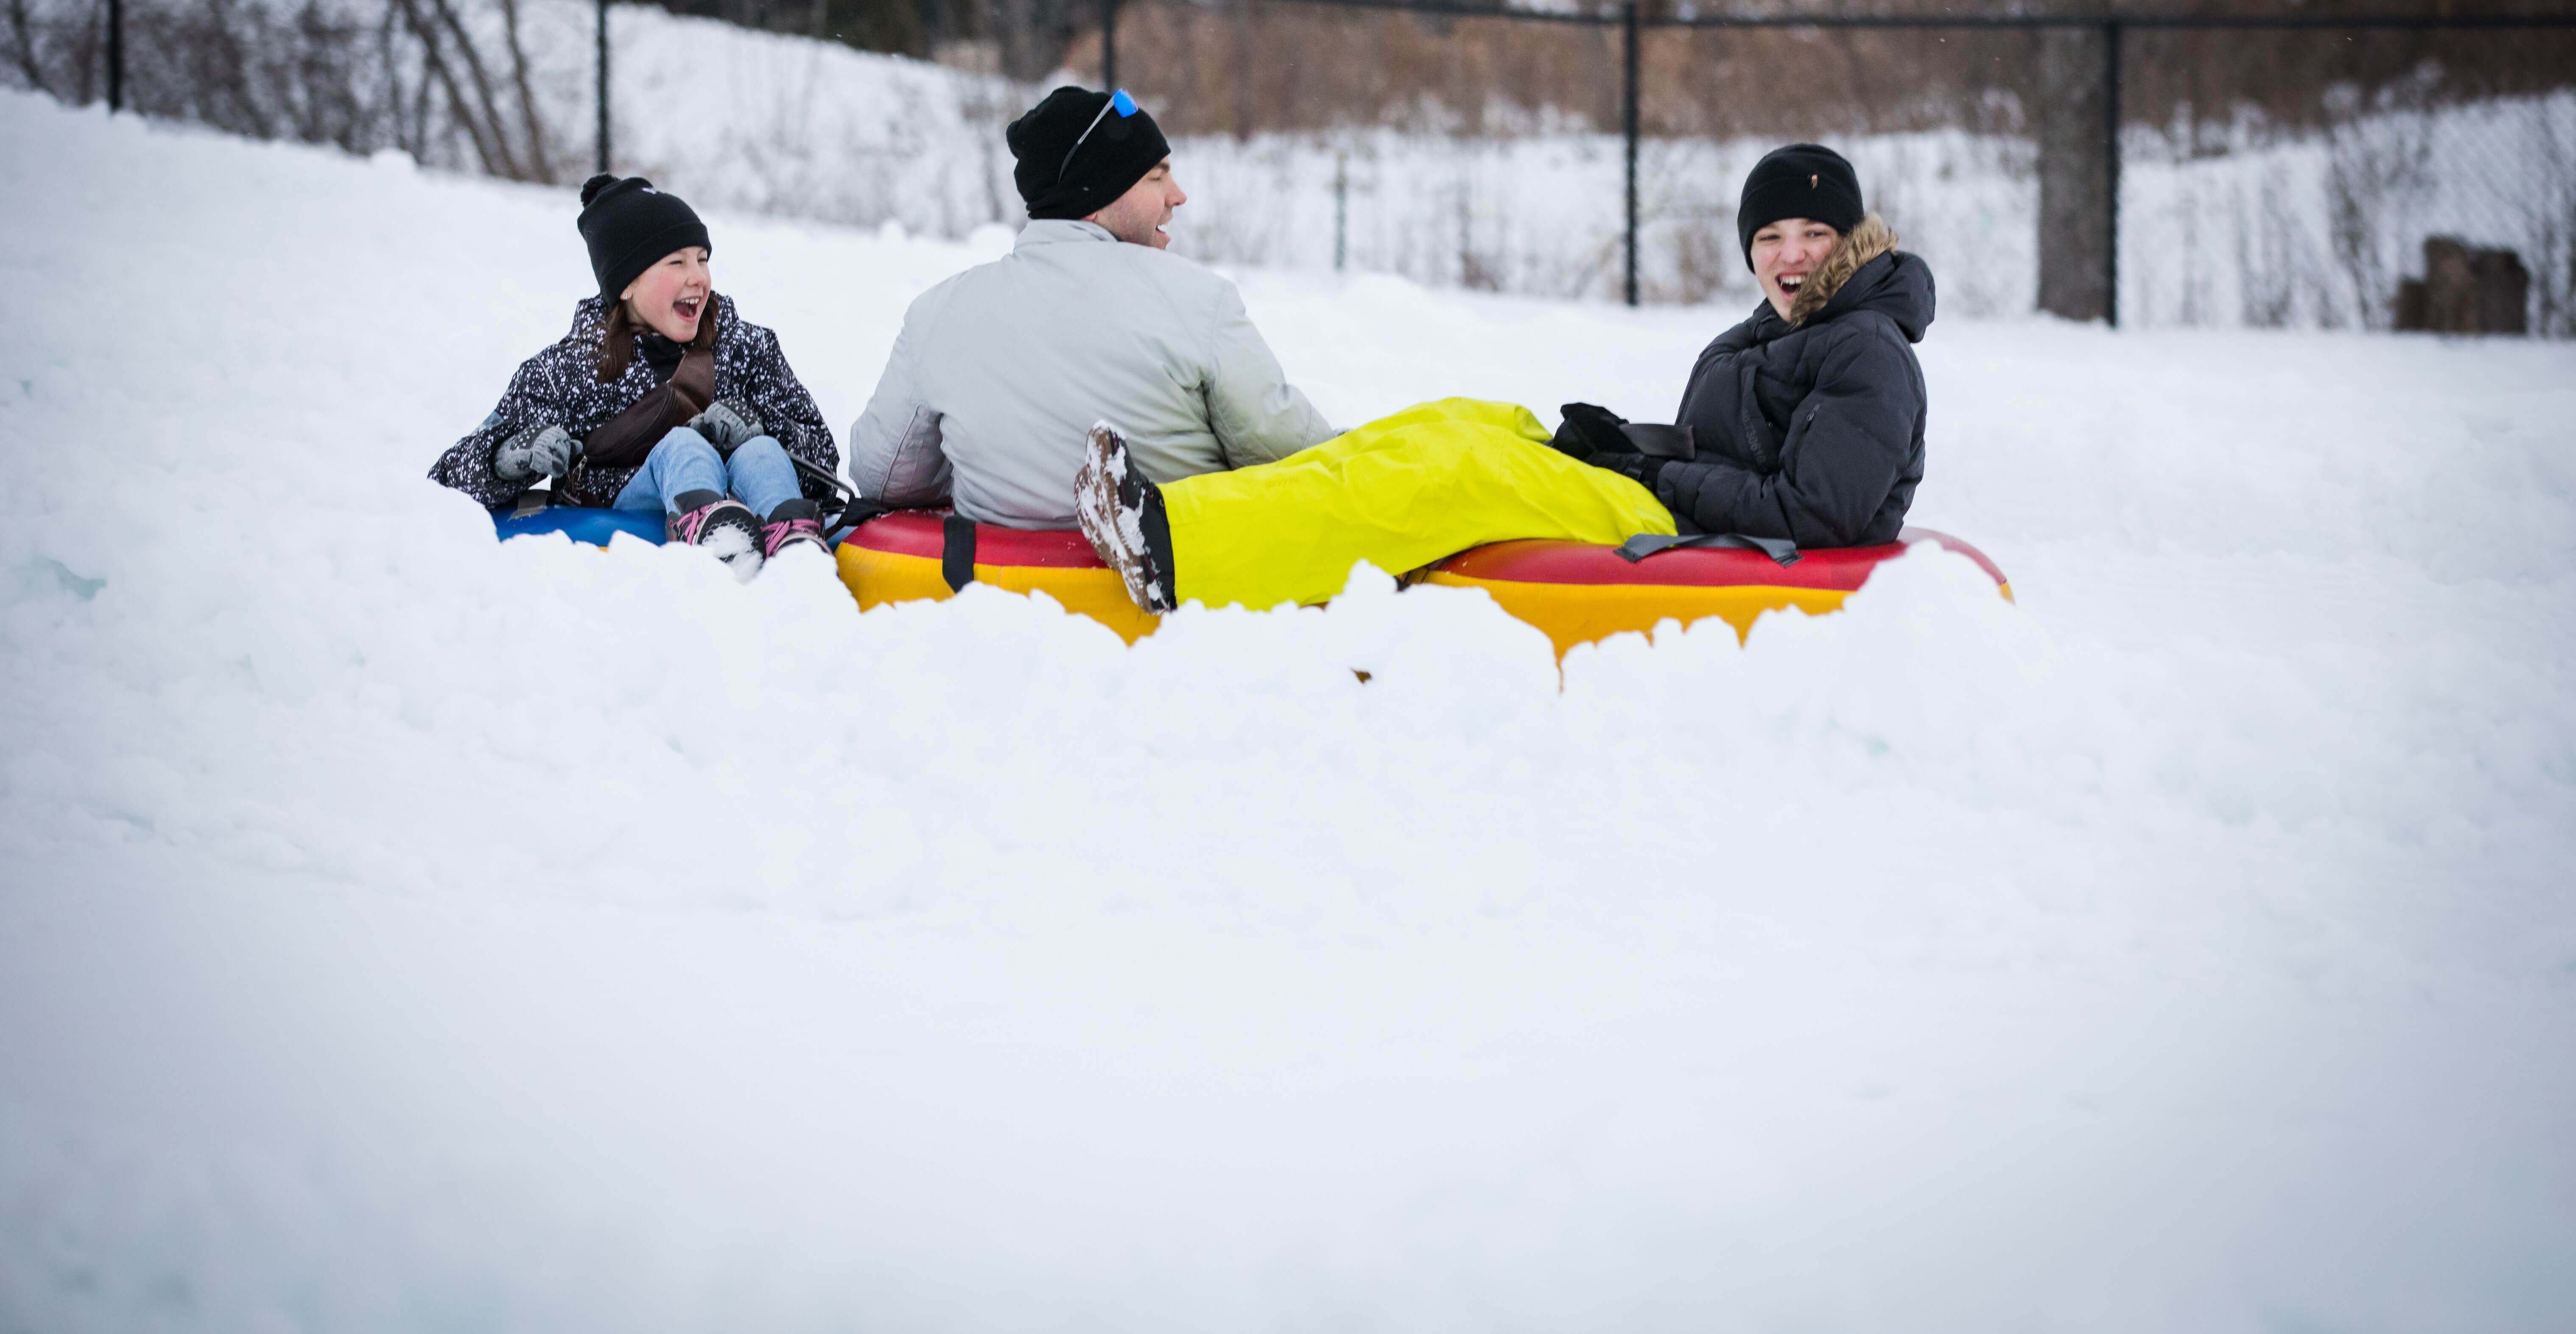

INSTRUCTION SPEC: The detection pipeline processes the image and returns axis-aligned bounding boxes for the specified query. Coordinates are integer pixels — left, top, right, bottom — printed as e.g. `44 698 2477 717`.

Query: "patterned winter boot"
666 489 765 582
1072 420 1176 613
759 498 829 561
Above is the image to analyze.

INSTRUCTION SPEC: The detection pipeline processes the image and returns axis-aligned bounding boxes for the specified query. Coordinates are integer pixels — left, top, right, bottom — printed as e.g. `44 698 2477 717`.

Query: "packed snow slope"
4 90 2574 1331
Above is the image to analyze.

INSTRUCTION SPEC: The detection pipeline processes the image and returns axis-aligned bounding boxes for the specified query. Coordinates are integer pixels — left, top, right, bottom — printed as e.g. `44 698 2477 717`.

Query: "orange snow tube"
834 510 1162 644
835 512 2009 654
1423 527 2011 656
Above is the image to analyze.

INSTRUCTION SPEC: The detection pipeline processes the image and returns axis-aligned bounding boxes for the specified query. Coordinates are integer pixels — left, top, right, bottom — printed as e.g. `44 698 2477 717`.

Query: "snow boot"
759 498 828 561
1073 420 1176 613
667 489 765 582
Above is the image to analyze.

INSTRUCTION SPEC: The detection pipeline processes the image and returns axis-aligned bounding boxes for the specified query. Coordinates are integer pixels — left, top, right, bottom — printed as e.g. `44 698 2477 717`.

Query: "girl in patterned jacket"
430 174 837 579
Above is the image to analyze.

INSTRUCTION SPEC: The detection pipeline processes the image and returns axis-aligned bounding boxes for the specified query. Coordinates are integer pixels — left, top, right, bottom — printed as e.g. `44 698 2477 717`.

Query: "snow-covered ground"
4 88 2574 1331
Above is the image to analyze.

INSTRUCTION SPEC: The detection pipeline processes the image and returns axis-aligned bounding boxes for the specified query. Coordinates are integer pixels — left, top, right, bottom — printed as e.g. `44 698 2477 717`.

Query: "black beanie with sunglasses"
1736 144 1864 269
577 173 711 299
1008 86 1172 221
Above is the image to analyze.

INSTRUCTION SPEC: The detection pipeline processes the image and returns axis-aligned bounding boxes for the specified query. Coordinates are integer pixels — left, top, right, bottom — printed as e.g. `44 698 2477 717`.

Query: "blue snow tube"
491 506 666 546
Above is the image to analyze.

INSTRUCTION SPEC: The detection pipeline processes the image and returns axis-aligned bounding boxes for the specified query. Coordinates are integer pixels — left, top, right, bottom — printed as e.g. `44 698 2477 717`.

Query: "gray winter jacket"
846 219 1336 527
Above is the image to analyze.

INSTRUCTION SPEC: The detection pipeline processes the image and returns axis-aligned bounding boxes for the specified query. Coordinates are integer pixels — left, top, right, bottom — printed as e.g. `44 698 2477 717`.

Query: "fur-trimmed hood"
1787 213 1900 325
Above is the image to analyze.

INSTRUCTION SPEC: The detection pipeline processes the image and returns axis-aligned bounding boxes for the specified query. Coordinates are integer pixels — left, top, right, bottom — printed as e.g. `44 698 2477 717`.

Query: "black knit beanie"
577 174 712 299
1008 87 1173 221
1737 144 1864 269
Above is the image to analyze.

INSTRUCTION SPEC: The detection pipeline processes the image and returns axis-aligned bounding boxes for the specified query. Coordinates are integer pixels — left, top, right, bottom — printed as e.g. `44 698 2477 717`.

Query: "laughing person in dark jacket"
430 174 837 580
1557 144 1930 549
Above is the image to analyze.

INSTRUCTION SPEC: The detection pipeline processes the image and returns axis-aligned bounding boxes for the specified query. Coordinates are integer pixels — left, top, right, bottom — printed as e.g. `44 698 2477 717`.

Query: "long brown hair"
597 291 719 382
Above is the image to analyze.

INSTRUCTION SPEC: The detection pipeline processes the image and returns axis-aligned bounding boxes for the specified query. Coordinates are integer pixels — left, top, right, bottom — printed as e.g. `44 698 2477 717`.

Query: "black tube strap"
789 454 850 499
1615 531 1801 567
823 498 890 547
942 513 977 592
1617 423 1698 460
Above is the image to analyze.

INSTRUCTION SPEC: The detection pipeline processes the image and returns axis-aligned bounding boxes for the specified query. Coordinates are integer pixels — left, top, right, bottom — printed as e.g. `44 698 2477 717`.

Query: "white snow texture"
3 88 2574 1331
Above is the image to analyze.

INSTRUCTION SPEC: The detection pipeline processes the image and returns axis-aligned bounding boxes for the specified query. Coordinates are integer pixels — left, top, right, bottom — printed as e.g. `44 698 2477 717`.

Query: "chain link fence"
1087 0 2576 334
7 0 2573 333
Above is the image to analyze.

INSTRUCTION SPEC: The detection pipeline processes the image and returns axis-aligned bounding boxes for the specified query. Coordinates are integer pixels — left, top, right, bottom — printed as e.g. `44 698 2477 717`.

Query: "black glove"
493 423 576 482
1591 450 1669 493
1547 402 1636 462
687 399 765 455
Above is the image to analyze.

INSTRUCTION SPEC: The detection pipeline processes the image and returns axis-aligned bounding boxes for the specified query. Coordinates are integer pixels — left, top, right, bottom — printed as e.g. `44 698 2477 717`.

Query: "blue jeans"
613 427 801 520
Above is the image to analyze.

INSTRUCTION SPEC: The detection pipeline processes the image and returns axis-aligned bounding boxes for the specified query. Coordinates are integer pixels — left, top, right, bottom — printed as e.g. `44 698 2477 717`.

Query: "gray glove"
687 399 765 454
493 423 577 482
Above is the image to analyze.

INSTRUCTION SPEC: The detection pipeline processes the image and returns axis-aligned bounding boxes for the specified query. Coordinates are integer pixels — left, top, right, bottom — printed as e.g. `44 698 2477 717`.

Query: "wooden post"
2034 22 2113 323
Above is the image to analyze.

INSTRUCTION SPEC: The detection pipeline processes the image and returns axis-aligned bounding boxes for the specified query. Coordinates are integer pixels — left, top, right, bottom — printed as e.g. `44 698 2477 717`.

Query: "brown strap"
579 338 715 473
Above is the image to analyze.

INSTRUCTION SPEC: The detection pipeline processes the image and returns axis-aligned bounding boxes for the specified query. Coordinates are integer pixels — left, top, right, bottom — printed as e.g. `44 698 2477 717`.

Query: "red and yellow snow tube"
836 513 2009 654
1424 527 2011 655
834 511 1163 643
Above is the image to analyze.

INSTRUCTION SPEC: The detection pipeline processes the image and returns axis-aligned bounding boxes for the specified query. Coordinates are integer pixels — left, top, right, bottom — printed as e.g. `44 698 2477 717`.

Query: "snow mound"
3 89 2574 1332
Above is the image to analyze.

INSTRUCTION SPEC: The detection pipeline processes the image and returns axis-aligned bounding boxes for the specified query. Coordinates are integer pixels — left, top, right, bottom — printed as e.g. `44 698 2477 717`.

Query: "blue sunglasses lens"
1110 89 1138 116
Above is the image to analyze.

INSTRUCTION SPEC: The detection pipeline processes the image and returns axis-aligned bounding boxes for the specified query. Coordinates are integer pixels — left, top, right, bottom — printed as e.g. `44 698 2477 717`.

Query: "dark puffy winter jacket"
1659 218 1932 548
429 294 836 510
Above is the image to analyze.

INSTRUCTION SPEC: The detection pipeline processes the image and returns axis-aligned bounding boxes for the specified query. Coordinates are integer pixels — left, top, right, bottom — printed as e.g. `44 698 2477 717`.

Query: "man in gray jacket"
846 87 1335 528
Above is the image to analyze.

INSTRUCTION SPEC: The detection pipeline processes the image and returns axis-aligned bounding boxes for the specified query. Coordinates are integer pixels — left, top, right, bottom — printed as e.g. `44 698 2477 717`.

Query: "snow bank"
3 89 2574 1331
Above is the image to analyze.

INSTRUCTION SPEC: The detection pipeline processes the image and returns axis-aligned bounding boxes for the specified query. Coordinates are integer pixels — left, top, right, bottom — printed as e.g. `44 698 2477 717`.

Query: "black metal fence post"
2104 19 2121 328
104 0 123 111
1103 0 1119 90
1622 0 1639 308
595 0 611 173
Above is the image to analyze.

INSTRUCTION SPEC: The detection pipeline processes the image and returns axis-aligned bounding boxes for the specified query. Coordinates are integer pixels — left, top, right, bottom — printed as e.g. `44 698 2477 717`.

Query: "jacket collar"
1725 249 1934 349
1016 218 1119 250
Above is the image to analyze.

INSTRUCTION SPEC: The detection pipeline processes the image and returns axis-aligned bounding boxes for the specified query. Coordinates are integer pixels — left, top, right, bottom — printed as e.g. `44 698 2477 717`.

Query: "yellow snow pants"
1161 397 1678 611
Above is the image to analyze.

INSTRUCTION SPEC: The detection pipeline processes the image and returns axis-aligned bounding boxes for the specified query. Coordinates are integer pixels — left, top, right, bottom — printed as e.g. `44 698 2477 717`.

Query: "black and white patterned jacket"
430 294 836 510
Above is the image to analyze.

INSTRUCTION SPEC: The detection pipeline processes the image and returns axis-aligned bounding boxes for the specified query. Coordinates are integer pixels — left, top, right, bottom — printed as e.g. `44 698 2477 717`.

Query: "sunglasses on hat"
1057 88 1141 185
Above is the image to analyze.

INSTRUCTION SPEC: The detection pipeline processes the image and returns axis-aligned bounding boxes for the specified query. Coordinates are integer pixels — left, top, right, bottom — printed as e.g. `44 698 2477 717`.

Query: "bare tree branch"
392 0 507 177
496 0 555 181
201 0 281 140
5 0 53 96
423 0 526 178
